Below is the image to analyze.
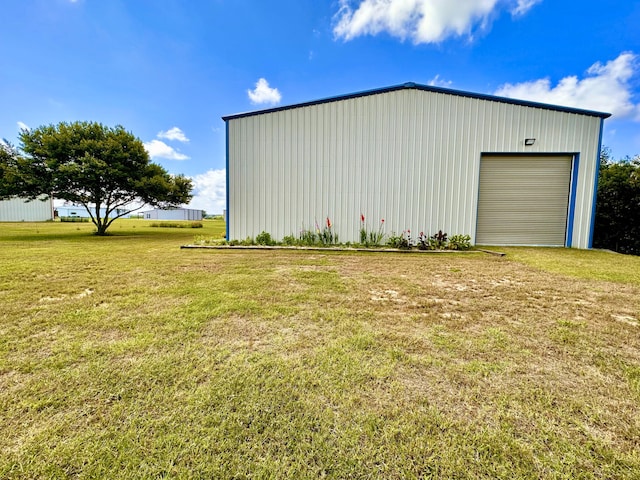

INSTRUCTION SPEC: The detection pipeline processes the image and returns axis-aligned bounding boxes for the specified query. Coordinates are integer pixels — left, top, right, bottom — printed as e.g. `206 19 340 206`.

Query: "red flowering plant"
359 213 386 246
318 216 338 245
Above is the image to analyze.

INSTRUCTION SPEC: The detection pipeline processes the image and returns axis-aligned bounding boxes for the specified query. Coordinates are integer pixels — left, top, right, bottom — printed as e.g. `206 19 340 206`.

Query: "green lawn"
1 220 639 478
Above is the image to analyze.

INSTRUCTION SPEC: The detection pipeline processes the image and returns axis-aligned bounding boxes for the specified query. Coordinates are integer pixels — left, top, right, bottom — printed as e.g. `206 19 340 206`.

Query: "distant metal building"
56 204 129 219
223 82 610 248
142 208 203 221
0 197 53 222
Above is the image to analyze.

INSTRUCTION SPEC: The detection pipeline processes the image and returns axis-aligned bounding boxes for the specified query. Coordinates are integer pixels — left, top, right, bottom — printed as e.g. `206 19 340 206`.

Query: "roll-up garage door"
476 155 572 246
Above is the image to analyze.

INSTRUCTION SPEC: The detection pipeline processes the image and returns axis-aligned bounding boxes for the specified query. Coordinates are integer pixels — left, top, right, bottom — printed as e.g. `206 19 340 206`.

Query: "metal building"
223 82 610 248
142 208 203 221
0 197 53 222
56 204 130 219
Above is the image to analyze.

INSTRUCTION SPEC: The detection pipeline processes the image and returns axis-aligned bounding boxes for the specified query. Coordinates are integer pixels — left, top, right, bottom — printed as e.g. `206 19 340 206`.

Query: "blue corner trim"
588 119 605 248
225 120 230 242
566 154 580 248
221 82 612 122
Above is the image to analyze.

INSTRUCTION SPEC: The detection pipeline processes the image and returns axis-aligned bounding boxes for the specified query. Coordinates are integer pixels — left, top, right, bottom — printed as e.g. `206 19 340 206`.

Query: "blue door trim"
225 120 230 241
566 154 580 247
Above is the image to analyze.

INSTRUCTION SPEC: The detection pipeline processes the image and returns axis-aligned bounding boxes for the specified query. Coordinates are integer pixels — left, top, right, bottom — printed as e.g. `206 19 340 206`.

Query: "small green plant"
282 234 296 246
448 234 472 250
227 237 256 246
193 234 227 245
318 217 338 245
387 230 412 249
416 231 429 250
299 229 318 246
359 214 385 246
255 231 275 246
240 236 255 246
429 230 448 250
360 214 367 244
193 234 210 245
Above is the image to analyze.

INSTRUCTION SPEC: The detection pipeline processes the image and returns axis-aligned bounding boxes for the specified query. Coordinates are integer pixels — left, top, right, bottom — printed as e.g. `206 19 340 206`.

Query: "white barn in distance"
0 197 53 222
142 208 203 221
223 82 609 248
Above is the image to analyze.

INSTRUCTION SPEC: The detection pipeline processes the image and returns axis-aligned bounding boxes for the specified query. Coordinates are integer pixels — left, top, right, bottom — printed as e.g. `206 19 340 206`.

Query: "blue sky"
1 0 639 214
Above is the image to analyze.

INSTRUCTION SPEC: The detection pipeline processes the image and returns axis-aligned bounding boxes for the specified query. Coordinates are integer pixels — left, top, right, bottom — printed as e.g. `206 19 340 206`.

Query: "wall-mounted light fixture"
524 138 536 146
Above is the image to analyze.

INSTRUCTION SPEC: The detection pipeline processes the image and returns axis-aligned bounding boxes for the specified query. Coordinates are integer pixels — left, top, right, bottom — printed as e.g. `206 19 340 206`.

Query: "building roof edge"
222 82 612 121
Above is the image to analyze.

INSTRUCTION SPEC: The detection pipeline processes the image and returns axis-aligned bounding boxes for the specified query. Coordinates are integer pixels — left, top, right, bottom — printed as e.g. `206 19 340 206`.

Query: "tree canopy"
1 121 193 235
0 141 20 199
594 148 640 255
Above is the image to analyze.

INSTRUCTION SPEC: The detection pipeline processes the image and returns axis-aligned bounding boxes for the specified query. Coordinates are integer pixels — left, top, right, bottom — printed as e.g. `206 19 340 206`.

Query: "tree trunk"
95 218 109 235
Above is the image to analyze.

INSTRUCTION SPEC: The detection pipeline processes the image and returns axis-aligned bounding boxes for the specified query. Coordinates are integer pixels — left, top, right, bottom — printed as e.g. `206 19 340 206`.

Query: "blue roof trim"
222 82 612 121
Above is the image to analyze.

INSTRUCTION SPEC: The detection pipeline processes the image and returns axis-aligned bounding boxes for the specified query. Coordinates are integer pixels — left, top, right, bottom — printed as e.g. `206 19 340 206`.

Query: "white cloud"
333 0 541 44
510 0 541 16
187 169 226 214
157 127 189 143
495 52 640 120
248 78 282 105
17 121 30 132
428 74 452 87
144 127 191 160
143 139 190 161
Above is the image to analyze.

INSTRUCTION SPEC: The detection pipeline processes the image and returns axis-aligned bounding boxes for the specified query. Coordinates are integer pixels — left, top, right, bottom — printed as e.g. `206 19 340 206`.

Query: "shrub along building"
223 82 609 248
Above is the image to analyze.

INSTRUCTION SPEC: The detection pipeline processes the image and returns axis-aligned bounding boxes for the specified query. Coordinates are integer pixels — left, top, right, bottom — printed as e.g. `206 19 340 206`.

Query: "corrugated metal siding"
58 205 132 219
476 156 572 246
0 197 52 221
227 89 602 248
143 209 202 220
57 205 92 218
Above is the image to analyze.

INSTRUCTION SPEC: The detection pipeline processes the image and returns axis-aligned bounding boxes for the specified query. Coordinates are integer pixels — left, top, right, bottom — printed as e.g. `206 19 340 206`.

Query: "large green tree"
1 121 193 235
594 148 640 255
0 140 19 198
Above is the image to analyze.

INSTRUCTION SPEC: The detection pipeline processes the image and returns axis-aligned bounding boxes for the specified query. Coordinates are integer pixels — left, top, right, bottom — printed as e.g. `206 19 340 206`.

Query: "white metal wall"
227 88 603 248
0 197 53 221
144 209 203 221
57 205 131 219
57 205 92 218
